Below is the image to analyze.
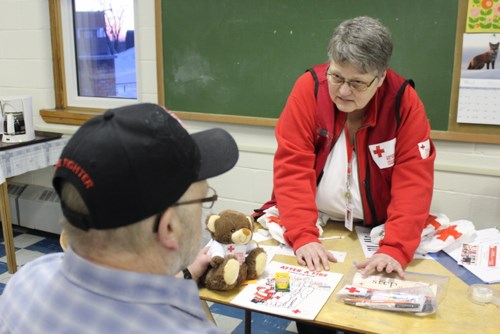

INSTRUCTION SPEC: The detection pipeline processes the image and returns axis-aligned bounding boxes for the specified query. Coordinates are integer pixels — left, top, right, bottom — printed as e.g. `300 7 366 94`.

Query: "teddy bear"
200 209 267 291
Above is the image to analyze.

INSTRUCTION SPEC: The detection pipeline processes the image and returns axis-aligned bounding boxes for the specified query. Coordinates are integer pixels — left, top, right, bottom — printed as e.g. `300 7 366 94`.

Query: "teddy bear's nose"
243 228 250 236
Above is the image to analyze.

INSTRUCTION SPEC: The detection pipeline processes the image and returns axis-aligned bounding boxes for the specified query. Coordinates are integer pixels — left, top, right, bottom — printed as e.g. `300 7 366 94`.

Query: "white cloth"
417 218 475 255
0 136 69 184
370 213 476 255
257 206 329 246
207 240 257 264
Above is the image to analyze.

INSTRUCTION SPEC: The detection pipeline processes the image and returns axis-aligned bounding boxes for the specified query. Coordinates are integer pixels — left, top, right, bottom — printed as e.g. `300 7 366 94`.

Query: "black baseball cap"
52 103 239 230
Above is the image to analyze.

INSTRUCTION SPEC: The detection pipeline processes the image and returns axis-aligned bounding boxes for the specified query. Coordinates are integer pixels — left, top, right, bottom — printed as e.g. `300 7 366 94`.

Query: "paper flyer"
459 241 499 268
444 227 500 283
231 261 343 320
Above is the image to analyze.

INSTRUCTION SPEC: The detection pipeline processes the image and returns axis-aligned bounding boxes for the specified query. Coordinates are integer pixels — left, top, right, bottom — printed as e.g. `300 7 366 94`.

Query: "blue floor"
0 225 300 333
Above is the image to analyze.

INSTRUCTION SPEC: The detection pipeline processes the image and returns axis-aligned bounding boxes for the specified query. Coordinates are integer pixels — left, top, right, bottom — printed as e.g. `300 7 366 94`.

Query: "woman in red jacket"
260 16 435 279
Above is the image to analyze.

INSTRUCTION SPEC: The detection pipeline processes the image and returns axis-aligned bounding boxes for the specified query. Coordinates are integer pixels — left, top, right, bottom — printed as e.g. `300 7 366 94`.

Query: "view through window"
73 0 136 99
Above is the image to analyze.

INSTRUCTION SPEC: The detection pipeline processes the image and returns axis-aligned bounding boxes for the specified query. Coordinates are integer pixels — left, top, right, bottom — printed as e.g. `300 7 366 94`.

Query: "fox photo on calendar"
462 34 499 77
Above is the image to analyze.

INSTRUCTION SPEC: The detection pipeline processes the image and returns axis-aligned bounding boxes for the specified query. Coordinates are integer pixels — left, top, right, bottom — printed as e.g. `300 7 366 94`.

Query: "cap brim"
191 128 239 181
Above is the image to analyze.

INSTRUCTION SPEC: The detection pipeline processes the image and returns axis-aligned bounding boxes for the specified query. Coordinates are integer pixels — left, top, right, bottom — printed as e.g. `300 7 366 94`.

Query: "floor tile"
25 238 63 254
11 248 46 266
12 233 45 248
0 271 13 285
213 313 243 334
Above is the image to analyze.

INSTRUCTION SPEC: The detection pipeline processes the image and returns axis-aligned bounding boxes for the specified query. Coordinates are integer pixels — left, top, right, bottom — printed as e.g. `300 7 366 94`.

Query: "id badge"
345 202 354 231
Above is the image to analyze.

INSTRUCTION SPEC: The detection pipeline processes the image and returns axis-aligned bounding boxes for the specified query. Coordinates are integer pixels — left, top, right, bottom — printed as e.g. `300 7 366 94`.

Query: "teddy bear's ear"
207 215 220 233
246 216 254 230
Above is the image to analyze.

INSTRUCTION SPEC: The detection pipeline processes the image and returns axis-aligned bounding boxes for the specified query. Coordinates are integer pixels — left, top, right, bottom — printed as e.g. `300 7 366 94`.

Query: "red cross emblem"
345 286 361 294
292 309 301 314
420 143 426 149
425 215 441 230
372 145 385 158
435 225 462 241
227 245 235 252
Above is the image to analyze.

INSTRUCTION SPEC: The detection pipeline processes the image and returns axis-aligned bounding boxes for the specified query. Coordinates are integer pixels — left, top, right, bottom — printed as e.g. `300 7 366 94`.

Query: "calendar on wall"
456 32 500 126
457 79 500 125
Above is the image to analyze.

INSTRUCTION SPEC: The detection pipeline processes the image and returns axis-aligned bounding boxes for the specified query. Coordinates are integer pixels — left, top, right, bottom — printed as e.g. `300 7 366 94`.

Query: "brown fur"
200 210 267 291
468 42 499 70
202 255 247 290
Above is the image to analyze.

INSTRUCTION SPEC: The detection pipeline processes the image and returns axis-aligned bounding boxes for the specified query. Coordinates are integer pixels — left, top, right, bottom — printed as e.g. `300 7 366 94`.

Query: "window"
42 0 144 125
66 0 136 106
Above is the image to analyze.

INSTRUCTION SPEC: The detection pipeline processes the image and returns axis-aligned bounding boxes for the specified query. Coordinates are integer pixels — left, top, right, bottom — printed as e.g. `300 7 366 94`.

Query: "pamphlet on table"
231 261 343 320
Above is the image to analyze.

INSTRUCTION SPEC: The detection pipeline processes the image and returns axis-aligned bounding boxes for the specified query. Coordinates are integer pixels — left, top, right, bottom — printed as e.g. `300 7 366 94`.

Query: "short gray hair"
327 16 393 76
59 182 155 255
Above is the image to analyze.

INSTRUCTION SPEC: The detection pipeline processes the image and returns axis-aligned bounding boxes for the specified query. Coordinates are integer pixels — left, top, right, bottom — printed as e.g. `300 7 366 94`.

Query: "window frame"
42 0 161 126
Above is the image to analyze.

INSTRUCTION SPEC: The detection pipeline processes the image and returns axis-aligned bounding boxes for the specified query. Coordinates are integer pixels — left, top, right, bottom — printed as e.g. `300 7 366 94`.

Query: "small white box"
18 185 63 235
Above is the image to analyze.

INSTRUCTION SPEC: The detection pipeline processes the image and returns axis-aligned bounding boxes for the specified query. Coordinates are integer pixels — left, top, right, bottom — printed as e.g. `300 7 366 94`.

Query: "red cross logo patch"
369 138 396 169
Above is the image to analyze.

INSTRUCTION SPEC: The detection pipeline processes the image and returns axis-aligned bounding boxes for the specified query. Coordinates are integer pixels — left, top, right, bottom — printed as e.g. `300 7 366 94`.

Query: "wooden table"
0 135 69 273
199 223 500 334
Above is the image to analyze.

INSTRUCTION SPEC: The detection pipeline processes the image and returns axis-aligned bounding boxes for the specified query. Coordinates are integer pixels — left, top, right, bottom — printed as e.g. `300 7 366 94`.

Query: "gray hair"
59 182 155 255
327 16 393 75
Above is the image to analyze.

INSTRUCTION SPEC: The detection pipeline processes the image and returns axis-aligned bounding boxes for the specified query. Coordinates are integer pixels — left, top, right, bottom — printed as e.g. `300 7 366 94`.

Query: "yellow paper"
466 0 500 33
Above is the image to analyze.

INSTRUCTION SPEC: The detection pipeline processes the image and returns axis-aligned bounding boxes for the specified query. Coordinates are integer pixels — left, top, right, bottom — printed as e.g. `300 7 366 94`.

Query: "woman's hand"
295 242 337 271
355 253 405 278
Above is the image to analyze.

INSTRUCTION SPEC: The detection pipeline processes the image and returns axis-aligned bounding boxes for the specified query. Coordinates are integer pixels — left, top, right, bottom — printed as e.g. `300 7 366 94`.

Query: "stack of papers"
443 228 500 283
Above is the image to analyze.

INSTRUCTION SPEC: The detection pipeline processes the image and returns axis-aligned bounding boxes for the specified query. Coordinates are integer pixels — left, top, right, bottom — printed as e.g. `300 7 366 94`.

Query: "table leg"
0 181 17 273
245 310 251 334
201 300 216 324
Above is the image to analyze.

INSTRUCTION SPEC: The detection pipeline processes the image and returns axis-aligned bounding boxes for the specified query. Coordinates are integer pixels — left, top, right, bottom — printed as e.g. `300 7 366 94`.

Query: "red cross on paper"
345 286 361 293
372 145 385 157
292 309 301 314
435 225 462 241
227 245 235 252
420 143 426 149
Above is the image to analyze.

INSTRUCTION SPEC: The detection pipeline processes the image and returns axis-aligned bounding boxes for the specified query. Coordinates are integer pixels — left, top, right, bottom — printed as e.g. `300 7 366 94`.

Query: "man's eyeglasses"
326 71 378 92
152 186 218 233
172 186 218 209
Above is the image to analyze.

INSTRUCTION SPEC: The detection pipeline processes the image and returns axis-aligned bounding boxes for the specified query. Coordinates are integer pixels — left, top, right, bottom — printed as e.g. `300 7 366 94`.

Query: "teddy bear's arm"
246 240 259 253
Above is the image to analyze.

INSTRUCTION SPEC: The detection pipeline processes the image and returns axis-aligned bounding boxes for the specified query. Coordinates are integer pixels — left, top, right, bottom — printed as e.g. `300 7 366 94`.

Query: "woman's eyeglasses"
326 71 378 92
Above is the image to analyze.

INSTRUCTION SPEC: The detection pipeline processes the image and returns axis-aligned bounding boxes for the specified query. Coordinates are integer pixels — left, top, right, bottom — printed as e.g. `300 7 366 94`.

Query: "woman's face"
327 61 386 114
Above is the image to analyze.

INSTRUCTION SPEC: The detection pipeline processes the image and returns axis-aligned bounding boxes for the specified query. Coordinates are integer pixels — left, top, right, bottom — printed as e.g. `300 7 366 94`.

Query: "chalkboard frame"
156 0 500 144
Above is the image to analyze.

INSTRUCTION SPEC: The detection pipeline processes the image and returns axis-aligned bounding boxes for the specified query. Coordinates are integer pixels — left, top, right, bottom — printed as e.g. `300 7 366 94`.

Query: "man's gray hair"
60 182 154 254
327 16 393 76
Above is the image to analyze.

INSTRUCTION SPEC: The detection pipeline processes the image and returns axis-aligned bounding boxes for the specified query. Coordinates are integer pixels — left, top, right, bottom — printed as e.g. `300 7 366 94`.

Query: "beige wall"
1 0 499 230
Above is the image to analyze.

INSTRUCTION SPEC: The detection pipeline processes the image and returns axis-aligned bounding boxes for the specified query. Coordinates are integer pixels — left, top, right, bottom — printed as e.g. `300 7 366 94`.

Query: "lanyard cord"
344 124 354 179
344 123 355 204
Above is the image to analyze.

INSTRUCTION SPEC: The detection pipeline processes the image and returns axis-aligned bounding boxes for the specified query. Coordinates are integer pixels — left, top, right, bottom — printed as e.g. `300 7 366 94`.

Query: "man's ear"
157 208 179 250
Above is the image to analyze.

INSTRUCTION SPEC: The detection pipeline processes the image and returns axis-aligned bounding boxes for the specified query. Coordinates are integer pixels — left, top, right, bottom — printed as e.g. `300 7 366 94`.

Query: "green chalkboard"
161 0 458 131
